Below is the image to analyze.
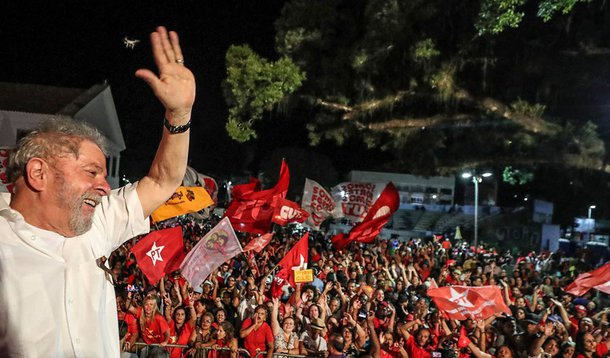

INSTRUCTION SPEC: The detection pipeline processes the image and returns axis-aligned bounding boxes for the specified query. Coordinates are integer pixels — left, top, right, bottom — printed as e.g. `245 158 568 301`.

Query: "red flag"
224 160 290 234
200 174 218 205
426 285 511 320
180 217 243 288
331 182 399 249
270 233 309 297
271 267 290 298
565 262 610 296
272 197 310 226
131 227 185 285
247 251 260 277
0 148 15 194
457 325 471 349
230 177 262 198
243 233 273 253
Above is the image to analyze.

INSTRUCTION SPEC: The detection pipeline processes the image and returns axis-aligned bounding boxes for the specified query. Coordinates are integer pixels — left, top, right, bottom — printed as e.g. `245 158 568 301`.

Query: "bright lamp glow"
461 173 472 179
482 172 493 178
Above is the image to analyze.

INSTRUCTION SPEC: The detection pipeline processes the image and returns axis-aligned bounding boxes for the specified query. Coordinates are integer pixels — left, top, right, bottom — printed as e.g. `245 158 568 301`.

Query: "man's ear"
24 158 50 191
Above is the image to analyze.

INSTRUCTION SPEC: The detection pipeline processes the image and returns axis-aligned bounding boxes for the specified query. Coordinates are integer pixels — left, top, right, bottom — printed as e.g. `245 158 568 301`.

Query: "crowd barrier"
132 343 253 358
254 352 306 358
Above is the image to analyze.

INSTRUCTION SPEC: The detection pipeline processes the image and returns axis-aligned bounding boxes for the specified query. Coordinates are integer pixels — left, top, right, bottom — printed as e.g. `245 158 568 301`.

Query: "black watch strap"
164 117 191 134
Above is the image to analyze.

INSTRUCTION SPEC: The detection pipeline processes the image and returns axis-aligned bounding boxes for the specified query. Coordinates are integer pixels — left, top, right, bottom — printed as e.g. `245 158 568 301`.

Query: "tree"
223 44 305 142
223 0 610 177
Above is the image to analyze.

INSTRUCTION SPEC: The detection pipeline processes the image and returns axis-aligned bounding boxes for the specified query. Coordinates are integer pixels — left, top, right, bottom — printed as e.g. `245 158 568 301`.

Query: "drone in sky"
122 37 140 50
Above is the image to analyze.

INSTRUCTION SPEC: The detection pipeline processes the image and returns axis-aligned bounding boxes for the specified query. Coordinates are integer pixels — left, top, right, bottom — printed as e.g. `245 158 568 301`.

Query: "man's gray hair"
7 117 108 183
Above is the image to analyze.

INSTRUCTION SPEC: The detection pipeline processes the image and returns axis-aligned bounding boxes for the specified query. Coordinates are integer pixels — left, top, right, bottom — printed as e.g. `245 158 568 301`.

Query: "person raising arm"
0 25 195 358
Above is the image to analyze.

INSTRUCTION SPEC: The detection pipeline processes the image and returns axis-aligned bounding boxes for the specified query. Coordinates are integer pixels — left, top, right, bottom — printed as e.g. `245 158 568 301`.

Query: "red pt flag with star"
270 232 309 297
180 217 243 289
426 285 511 320
243 233 273 253
131 227 185 285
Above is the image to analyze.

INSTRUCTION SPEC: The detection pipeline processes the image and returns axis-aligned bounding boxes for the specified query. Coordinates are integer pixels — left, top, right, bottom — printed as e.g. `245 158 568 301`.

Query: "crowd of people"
110 214 610 358
2 24 608 358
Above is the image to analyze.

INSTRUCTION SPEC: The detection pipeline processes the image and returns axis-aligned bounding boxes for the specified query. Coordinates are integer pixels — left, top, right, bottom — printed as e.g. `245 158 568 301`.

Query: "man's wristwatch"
164 117 191 134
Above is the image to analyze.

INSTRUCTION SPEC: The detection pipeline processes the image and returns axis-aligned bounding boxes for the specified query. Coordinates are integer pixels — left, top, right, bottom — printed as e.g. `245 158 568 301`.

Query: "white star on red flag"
146 242 165 266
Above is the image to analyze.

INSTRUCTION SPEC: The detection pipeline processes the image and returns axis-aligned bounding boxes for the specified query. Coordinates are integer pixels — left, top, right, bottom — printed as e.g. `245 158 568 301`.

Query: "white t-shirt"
0 183 150 357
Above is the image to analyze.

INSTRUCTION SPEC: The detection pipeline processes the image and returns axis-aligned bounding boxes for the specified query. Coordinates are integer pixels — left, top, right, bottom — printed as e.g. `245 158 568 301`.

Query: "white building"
0 82 125 190
348 170 455 206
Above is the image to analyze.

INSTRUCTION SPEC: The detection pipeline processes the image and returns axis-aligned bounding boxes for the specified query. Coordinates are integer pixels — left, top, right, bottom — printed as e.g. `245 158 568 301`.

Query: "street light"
588 205 596 219
462 171 493 249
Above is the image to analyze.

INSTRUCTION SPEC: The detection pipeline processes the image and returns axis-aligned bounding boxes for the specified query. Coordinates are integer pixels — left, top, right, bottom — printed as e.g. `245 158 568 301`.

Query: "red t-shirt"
575 342 608 358
136 307 170 345
123 313 139 339
405 334 432 358
168 320 195 358
242 317 274 358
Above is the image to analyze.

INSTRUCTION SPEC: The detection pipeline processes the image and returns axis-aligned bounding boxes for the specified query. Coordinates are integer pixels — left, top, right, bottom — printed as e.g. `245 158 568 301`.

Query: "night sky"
0 1 300 180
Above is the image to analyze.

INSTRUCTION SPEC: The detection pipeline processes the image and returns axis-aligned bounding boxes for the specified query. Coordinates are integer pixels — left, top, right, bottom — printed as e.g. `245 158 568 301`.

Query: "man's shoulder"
0 217 22 245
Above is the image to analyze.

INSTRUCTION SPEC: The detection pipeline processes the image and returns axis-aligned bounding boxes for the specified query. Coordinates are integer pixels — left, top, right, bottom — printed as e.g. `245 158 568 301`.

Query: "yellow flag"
151 186 214 223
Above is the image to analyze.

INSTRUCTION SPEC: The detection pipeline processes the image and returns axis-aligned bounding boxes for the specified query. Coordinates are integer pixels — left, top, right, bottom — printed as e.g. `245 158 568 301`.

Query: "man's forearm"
138 118 190 217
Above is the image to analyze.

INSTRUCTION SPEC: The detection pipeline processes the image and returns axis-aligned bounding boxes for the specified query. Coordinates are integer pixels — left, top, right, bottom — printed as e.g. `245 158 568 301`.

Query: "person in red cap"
568 305 589 339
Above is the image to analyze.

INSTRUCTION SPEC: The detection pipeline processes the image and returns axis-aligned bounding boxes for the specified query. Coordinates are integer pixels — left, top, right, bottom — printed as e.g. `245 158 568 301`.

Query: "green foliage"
274 0 337 57
226 117 257 143
476 0 593 35
224 45 305 142
430 63 457 103
476 0 527 35
537 0 591 21
503 166 534 185
510 99 546 118
414 39 441 62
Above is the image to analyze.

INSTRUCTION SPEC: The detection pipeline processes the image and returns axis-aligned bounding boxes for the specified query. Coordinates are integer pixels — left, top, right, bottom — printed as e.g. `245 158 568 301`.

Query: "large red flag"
270 233 309 297
427 285 511 320
131 227 185 285
230 177 262 198
565 262 610 296
272 197 310 226
224 160 290 234
180 217 243 288
332 182 399 250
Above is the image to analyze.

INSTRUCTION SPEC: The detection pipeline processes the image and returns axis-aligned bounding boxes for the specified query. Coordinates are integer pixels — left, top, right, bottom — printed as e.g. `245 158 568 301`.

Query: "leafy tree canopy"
223 0 610 178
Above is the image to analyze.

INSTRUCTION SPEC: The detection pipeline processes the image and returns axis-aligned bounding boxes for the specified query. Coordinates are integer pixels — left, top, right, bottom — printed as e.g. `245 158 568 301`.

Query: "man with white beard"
0 26 195 357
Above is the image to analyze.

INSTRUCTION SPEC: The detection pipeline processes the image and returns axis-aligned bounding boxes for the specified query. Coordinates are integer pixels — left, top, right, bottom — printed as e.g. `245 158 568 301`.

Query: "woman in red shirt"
206 321 239 358
128 296 170 356
166 304 197 358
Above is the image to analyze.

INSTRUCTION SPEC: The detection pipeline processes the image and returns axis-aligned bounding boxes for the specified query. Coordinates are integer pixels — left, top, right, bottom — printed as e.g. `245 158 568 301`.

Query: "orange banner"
151 186 214 222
